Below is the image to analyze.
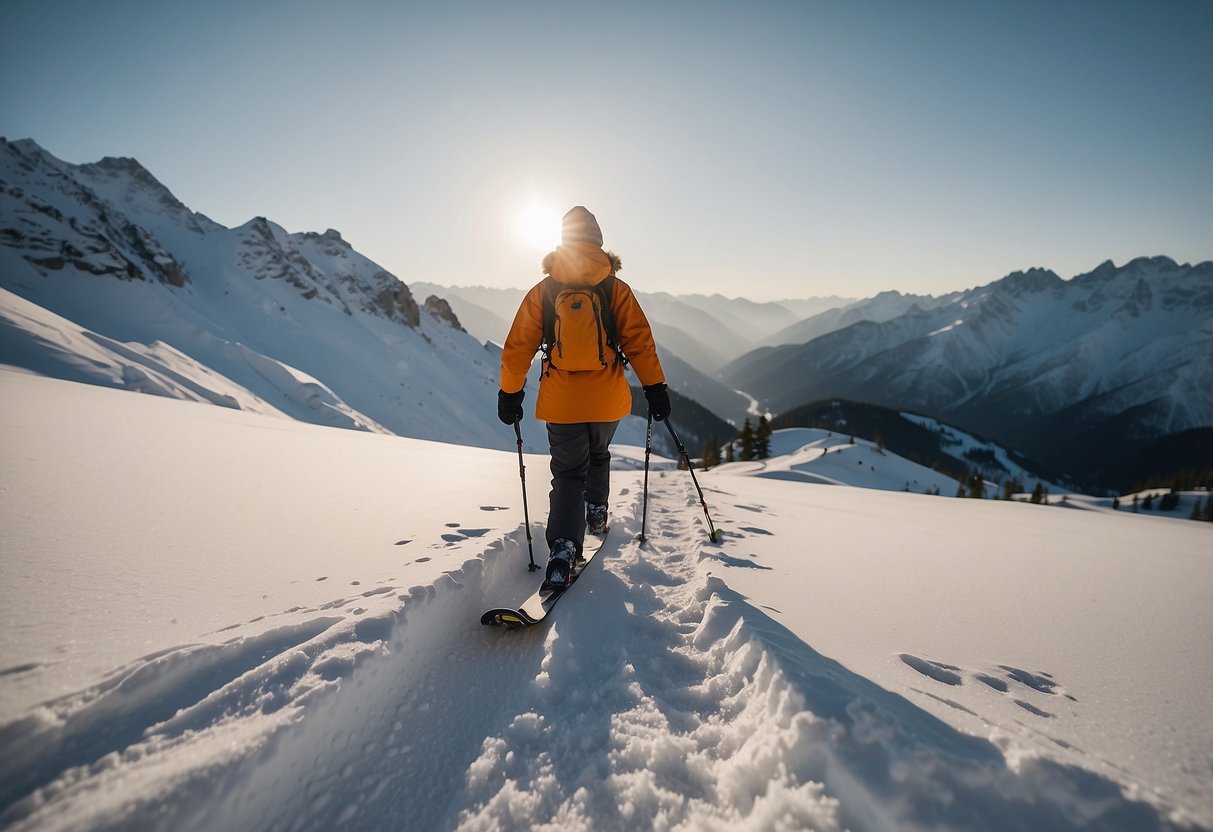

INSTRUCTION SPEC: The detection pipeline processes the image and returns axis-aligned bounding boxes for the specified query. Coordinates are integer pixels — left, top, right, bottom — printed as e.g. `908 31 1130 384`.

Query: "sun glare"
513 201 561 251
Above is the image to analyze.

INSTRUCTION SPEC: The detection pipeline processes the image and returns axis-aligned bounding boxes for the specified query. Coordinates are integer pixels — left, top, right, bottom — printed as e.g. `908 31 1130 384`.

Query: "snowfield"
1 371 1211 831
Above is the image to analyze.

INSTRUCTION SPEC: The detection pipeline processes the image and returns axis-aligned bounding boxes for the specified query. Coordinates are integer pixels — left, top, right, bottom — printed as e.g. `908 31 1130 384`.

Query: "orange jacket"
500 242 665 424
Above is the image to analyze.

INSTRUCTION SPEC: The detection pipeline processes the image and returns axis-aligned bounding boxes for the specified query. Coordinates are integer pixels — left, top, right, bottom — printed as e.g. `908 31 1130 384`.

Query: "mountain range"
0 138 745 457
3 137 1209 493
724 258 1213 489
0 137 540 450
408 283 850 425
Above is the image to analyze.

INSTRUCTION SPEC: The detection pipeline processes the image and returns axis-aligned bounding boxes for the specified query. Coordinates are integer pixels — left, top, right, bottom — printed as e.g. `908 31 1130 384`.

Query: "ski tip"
481 608 535 627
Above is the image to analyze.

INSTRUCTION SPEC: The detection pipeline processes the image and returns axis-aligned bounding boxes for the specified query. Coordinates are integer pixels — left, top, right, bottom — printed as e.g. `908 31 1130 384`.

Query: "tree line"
699 416 773 469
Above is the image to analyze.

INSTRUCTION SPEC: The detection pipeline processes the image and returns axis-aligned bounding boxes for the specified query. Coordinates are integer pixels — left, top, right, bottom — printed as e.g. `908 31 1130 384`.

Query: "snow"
898 412 1070 494
2 372 1210 831
727 428 960 495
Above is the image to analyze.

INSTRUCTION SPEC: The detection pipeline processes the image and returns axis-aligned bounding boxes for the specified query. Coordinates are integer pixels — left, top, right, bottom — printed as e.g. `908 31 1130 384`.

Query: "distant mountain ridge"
724 257 1213 489
415 285 854 364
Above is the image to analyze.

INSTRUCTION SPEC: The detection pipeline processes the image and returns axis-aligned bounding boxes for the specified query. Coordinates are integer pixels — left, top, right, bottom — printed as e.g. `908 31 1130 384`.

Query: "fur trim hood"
542 243 621 286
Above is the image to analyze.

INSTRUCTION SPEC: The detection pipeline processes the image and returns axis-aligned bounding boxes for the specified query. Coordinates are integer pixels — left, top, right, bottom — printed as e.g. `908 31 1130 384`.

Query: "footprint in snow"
706 553 773 571
999 665 1074 699
0 662 41 677
976 673 1009 692
1014 699 1054 718
907 656 1076 711
899 653 964 686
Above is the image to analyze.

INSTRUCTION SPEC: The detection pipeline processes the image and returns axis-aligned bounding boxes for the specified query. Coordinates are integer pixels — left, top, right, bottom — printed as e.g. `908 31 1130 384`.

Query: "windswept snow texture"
2 372 1211 831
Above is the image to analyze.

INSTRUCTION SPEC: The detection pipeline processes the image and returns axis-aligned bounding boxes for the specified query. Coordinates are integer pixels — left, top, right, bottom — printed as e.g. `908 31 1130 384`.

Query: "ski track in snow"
0 477 1193 832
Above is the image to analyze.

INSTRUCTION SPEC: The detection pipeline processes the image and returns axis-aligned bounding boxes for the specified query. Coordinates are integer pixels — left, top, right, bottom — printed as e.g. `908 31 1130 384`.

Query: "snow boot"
545 538 578 587
586 502 609 535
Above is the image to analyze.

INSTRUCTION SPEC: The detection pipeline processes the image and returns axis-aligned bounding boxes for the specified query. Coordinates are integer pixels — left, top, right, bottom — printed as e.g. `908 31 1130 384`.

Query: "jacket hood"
542 242 621 286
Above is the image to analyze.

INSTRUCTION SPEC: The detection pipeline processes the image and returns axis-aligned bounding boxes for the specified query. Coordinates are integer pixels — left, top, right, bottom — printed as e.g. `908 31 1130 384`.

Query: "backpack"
540 275 628 373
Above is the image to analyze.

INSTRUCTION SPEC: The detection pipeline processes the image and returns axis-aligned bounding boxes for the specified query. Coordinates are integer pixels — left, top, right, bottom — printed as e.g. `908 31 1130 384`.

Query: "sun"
513 200 562 251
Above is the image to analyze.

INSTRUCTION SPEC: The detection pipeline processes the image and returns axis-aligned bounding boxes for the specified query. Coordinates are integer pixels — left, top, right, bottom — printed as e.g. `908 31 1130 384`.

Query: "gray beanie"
561 206 603 247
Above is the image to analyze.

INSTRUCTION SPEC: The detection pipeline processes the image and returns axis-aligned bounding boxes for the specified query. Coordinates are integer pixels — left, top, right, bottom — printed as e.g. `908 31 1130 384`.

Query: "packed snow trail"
6 474 1176 831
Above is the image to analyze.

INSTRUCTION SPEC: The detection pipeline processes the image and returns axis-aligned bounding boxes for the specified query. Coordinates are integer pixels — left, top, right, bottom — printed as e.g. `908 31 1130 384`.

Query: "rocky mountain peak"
995 267 1064 298
84 155 163 189
423 294 465 332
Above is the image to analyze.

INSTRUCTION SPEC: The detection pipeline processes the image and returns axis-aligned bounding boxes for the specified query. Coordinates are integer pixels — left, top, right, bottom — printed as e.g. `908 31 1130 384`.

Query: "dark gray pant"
546 421 619 555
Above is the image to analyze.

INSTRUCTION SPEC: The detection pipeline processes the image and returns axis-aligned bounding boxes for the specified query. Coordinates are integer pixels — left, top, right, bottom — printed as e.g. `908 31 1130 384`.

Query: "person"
497 206 670 586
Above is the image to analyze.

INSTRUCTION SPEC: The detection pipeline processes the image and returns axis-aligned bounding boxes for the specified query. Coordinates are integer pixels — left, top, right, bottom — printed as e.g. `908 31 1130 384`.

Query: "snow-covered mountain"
3 370 1210 830
761 288 959 347
0 138 581 451
724 258 1213 489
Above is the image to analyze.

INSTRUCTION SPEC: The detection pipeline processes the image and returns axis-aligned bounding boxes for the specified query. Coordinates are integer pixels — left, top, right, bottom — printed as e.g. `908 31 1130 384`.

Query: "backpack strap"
595 275 629 367
539 276 557 374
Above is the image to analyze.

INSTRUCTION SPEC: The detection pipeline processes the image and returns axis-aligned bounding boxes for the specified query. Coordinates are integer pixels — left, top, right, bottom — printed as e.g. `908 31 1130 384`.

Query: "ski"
481 531 609 628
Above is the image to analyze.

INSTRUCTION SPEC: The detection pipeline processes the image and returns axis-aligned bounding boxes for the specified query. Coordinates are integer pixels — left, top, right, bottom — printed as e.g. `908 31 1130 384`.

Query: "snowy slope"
727 427 965 495
2 371 1210 831
0 138 558 451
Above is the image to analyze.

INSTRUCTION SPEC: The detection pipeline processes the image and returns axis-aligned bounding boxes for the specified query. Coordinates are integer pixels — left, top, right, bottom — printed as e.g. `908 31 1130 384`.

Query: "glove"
643 383 671 422
498 388 524 424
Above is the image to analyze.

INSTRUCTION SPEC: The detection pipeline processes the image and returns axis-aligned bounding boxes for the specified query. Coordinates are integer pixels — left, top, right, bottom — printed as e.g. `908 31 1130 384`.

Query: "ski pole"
513 420 540 572
663 419 721 543
639 412 653 544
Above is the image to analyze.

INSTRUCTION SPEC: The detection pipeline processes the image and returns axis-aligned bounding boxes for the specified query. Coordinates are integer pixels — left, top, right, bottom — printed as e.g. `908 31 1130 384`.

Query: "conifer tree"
969 471 984 498
738 419 755 461
956 480 968 498
725 441 736 464
1030 482 1044 504
701 436 721 470
755 415 772 459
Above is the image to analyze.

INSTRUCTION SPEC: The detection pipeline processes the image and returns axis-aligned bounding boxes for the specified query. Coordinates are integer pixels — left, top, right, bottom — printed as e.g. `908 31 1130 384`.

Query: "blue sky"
3 0 1210 300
